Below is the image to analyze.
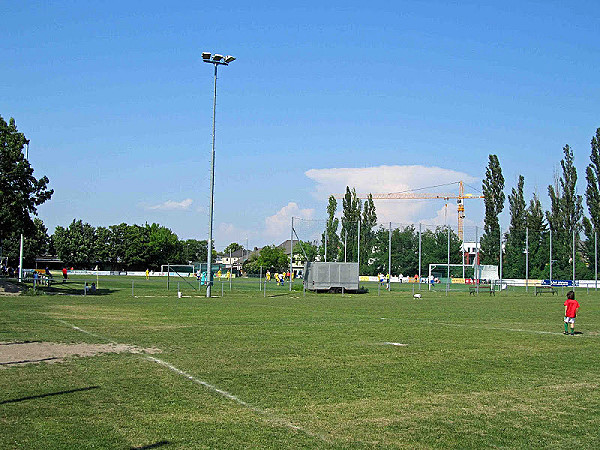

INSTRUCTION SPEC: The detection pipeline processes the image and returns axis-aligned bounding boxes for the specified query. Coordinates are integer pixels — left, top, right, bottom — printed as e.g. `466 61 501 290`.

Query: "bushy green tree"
582 128 600 278
0 116 53 243
182 239 209 263
0 218 50 266
243 245 289 274
53 219 97 268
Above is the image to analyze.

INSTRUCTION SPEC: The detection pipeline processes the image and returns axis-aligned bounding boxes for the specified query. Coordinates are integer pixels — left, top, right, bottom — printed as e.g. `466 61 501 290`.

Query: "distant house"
277 240 306 278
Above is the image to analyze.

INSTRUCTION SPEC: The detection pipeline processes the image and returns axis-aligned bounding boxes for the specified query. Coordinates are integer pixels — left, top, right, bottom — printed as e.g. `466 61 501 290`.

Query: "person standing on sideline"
145 269 149 280
62 267 68 283
563 290 580 335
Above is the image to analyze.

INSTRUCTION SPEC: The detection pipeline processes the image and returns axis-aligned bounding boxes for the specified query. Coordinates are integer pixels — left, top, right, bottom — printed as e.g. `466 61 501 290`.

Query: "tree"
181 239 209 263
0 218 50 266
224 242 243 254
243 245 289 273
0 116 53 242
546 145 583 279
360 194 377 274
582 128 600 275
420 226 462 274
503 175 527 278
480 155 505 265
53 219 96 268
526 193 549 278
339 187 361 263
321 196 340 262
293 240 318 263
146 223 181 269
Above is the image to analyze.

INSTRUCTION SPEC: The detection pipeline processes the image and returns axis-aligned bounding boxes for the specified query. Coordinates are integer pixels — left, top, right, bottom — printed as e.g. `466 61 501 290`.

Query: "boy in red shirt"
563 290 580 335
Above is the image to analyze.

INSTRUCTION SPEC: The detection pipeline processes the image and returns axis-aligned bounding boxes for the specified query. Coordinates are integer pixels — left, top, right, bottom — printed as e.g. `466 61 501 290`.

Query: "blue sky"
2 1 599 249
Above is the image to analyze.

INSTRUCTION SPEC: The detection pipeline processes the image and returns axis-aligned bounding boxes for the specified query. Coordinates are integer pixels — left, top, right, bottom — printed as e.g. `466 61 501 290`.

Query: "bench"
469 285 495 296
535 286 557 296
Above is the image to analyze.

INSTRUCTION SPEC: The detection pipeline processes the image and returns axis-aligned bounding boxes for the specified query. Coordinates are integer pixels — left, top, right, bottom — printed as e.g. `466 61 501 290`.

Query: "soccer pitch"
1 276 599 448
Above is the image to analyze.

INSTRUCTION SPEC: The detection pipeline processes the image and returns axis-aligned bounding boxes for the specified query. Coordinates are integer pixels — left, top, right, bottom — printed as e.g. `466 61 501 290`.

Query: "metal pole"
418 223 422 290
595 231 597 291
206 63 218 298
167 263 170 290
229 249 232 291
475 226 479 294
525 227 529 293
573 229 576 288
260 265 262 291
549 228 552 283
447 226 450 293
344 230 347 263
357 220 361 269
290 217 293 292
499 226 502 293
388 222 392 292
132 281 134 297
324 225 327 262
18 142 29 283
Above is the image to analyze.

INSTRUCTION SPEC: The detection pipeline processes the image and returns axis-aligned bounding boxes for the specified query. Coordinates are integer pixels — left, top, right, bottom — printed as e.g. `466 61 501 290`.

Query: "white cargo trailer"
304 262 359 292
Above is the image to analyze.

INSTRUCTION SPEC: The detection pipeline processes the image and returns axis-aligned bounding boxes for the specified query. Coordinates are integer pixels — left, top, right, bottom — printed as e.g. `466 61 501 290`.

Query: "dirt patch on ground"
0 341 161 368
0 279 24 296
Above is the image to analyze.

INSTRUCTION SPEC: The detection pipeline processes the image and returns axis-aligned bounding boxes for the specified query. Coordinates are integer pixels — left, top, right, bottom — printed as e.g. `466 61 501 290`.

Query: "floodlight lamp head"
212 54 223 61
201 52 211 60
224 55 236 63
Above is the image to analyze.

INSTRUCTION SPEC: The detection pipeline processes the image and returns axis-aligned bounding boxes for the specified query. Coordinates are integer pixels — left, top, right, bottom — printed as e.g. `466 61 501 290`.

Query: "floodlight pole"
388 222 392 291
525 227 529 293
202 53 234 298
418 223 422 290
290 217 293 291
549 228 553 283
18 142 29 283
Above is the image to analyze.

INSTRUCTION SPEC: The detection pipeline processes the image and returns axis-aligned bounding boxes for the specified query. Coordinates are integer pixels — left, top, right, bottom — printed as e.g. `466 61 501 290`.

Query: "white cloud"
146 198 193 211
264 202 315 243
305 165 479 225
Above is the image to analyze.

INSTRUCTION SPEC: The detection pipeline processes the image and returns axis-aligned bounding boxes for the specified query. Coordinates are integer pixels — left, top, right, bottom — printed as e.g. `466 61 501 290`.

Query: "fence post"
132 281 134 297
595 231 597 291
388 222 392 292
549 229 553 284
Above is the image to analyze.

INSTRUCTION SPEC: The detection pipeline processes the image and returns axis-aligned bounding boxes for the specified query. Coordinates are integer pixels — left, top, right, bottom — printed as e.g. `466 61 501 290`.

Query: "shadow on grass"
0 357 59 366
31 285 118 296
0 386 100 405
131 441 171 449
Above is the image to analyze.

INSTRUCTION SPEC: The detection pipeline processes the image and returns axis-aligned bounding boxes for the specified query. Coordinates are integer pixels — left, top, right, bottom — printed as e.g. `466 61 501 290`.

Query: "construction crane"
335 181 484 241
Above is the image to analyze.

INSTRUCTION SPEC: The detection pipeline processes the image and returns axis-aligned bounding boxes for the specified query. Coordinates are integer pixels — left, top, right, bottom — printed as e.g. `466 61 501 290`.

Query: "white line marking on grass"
58 319 327 442
429 322 568 336
382 342 407 346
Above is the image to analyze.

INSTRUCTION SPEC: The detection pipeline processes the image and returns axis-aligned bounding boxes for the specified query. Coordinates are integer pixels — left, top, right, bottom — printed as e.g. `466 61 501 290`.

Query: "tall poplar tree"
321 195 340 262
526 193 549 278
480 155 505 265
546 145 583 279
504 175 526 277
340 187 361 263
582 128 600 275
359 194 377 273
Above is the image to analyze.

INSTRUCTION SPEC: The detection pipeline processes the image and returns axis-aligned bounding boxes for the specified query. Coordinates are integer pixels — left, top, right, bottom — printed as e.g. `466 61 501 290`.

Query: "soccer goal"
161 264 195 275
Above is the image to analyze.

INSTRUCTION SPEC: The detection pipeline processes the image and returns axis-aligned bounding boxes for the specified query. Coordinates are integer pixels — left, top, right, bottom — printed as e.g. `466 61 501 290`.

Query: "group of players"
265 270 292 285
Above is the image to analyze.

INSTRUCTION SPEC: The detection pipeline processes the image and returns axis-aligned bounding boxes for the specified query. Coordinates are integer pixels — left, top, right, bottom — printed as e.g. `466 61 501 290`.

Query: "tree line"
309 127 600 280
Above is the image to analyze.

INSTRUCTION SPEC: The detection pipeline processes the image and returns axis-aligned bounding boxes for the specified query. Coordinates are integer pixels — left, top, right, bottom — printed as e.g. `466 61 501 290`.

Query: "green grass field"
2 276 599 449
